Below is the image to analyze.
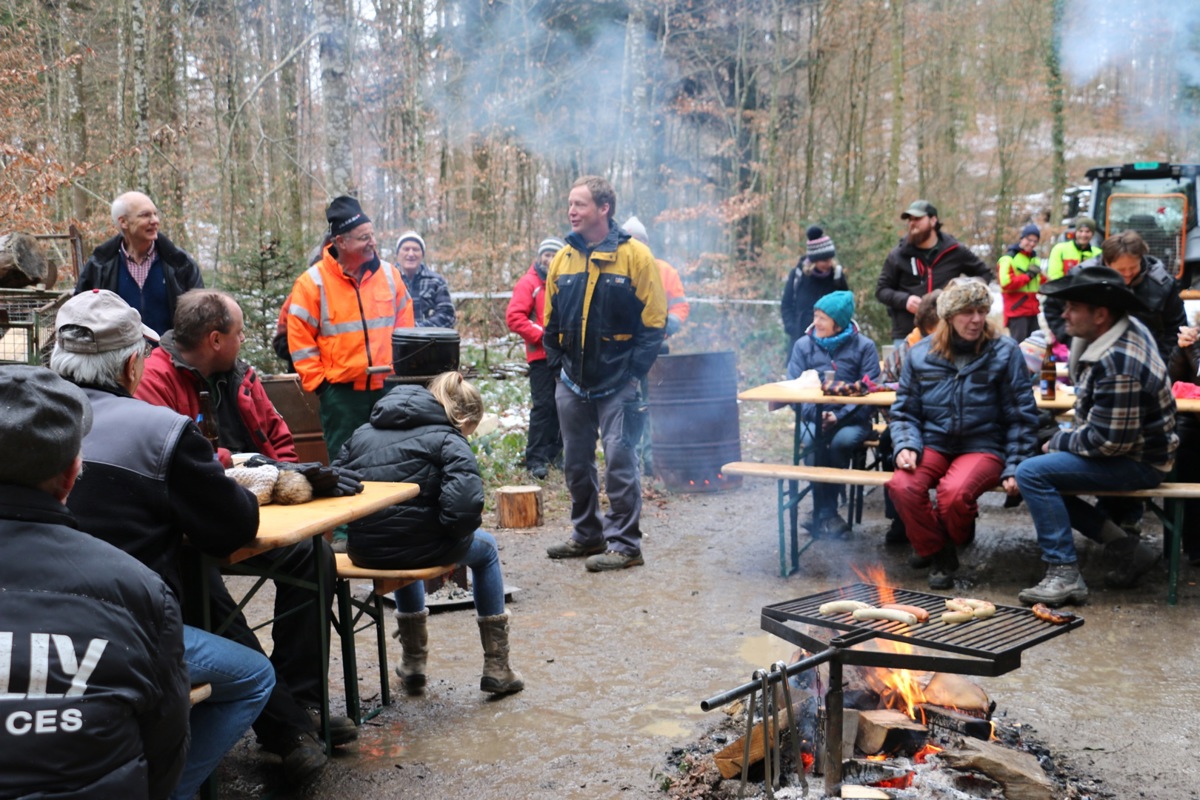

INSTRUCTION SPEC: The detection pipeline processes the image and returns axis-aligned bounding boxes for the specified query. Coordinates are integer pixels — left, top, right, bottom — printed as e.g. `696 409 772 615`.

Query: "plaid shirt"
1051 314 1178 470
120 240 157 289
401 263 456 328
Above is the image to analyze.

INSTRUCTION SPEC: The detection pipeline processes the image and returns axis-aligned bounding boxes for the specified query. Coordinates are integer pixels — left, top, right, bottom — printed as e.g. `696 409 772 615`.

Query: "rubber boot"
477 611 524 695
392 609 428 693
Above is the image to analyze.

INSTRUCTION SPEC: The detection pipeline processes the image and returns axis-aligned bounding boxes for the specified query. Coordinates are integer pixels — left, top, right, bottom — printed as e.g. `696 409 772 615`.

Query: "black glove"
244 456 364 497
1026 262 1042 276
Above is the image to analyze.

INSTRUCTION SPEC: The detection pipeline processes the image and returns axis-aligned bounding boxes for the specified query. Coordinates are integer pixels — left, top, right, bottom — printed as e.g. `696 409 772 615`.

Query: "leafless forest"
3 0 1199 362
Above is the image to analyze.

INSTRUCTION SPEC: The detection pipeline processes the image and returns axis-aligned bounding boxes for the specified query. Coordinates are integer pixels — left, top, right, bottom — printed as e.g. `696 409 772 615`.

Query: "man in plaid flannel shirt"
1015 265 1178 607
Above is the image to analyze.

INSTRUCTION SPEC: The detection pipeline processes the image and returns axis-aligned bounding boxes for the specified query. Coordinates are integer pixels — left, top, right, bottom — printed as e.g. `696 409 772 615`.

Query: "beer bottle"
1039 348 1056 402
197 390 220 453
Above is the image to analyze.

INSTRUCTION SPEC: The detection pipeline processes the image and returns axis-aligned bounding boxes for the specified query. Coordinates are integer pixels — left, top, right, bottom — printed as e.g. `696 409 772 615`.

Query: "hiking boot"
546 539 605 559
306 708 358 747
927 545 958 591
258 729 327 785
815 515 851 539
1104 535 1160 589
908 551 932 569
477 611 524 695
884 519 908 546
1018 563 1089 607
584 550 645 572
529 464 549 480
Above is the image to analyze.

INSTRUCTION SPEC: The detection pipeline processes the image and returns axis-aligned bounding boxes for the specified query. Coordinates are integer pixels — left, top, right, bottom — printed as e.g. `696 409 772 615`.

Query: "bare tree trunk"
1046 0 1066 226
131 0 150 189
318 0 354 194
622 0 653 221
888 0 904 214
67 39 89 221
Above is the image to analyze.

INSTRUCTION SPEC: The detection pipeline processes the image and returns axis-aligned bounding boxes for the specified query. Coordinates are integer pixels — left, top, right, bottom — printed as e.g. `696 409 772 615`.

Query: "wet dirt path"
216 454 1200 798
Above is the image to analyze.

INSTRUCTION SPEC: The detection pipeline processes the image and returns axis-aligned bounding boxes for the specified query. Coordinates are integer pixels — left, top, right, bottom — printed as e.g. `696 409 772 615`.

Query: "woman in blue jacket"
887 278 1038 589
786 291 881 538
334 372 523 696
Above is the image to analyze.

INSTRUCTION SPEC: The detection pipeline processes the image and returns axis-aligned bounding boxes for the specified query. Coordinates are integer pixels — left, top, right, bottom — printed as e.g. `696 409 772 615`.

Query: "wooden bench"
722 461 1199 605
332 553 457 724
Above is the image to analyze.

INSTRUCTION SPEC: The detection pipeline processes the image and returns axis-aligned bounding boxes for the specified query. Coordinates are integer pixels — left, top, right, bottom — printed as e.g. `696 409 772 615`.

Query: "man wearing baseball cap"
875 200 993 345
49 290 296 790
0 365 193 798
1014 266 1177 606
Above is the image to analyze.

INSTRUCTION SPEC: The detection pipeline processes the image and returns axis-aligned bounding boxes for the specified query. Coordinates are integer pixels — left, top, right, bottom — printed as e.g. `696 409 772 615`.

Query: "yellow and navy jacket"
543 223 667 398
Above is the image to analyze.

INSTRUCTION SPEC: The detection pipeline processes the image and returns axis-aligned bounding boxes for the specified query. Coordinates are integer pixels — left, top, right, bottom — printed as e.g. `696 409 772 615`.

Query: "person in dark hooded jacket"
334 372 523 696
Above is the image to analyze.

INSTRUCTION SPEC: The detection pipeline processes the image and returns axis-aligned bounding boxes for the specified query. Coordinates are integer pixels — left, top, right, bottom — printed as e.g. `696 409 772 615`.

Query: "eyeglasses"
143 341 156 358
342 232 376 244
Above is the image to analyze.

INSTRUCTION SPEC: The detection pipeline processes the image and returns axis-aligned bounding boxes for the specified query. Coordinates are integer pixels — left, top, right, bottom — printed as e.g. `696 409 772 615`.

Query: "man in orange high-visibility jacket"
287 196 415 458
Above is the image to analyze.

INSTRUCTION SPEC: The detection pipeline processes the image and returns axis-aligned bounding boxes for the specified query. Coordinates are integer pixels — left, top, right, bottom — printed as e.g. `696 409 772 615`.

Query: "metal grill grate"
763 583 1083 664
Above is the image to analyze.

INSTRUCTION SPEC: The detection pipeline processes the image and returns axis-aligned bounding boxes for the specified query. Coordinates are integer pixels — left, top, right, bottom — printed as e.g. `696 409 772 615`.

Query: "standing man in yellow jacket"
1047 216 1102 281
542 176 667 572
287 196 415 459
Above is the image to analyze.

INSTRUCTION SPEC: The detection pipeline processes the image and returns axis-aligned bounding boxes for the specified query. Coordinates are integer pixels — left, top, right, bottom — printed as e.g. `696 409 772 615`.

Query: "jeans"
886 450 1003 557
556 380 643 555
797 419 872 519
394 531 507 617
1014 451 1165 565
171 626 275 800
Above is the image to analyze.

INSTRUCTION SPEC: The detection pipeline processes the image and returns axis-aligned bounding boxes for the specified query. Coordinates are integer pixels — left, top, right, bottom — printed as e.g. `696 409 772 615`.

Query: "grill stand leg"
824 657 843 796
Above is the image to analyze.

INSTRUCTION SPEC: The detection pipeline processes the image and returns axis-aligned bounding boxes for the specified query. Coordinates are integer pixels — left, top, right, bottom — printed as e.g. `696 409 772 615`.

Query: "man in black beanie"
287 196 416 458
780 225 849 351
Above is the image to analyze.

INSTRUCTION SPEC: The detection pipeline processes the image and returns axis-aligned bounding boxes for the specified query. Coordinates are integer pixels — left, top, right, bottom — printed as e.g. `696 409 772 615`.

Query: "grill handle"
700 646 837 711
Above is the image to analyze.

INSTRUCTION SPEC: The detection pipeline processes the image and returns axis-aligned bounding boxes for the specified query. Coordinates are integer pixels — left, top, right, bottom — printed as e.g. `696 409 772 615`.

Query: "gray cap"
56 289 159 353
0 365 93 487
901 200 938 220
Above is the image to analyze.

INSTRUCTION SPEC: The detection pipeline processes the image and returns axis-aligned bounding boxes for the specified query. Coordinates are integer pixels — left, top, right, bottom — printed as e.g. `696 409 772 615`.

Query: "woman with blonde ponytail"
334 372 523 696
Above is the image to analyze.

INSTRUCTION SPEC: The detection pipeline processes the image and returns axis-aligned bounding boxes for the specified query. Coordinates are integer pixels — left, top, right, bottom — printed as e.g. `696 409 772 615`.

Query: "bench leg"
372 593 392 711
1167 498 1182 606
334 578 363 726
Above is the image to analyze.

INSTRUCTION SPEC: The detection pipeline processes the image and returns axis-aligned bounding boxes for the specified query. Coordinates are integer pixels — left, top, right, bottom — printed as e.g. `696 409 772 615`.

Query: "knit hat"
56 289 159 354
901 200 938 220
538 237 566 256
1020 223 1041 241
326 195 370 237
805 226 836 262
813 290 855 331
1074 216 1098 233
936 277 992 320
396 231 426 256
623 216 649 244
0 365 93 487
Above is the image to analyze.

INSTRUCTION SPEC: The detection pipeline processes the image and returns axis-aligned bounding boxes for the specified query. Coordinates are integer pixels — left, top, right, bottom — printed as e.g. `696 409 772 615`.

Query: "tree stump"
495 485 543 528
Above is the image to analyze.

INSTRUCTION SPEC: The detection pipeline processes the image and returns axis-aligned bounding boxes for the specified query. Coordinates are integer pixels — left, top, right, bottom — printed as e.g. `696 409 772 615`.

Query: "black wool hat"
326 196 370 237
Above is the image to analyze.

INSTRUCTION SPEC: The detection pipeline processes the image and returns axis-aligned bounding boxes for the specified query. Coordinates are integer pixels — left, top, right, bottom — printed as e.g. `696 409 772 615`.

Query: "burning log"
494 485 543 528
937 738 1054 800
712 717 779 780
921 673 990 715
915 703 992 741
854 709 928 756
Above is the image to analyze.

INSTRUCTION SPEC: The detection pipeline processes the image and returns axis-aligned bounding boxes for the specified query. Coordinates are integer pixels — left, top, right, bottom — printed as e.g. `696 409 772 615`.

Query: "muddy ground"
214 407 1200 799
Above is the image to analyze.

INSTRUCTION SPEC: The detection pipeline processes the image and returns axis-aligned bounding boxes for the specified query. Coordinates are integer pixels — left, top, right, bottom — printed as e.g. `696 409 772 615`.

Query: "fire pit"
703 583 1083 796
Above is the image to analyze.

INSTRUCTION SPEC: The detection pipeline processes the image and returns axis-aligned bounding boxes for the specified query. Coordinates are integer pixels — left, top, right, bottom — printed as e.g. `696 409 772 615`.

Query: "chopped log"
922 672 990 714
495 485 543 528
937 738 1054 800
0 233 50 288
712 717 779 779
915 703 992 740
854 709 928 756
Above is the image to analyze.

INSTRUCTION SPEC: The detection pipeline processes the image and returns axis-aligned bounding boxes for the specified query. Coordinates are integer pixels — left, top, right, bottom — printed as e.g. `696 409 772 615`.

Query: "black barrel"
390 328 460 384
647 351 742 493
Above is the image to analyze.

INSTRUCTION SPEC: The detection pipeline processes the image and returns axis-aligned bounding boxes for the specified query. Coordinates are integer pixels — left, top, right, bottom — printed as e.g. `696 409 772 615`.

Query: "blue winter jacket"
889 333 1038 479
786 324 882 429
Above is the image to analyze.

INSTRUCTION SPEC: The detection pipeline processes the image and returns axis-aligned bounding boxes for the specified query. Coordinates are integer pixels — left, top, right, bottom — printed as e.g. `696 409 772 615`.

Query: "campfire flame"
851 564 926 719
914 742 943 763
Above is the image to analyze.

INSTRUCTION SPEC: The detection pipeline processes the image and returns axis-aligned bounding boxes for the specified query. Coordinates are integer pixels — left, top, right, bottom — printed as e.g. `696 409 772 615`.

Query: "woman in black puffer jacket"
334 372 523 695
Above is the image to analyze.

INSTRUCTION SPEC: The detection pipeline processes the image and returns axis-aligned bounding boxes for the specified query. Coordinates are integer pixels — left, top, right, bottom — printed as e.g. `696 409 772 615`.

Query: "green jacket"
1047 240 1101 281
998 248 1042 320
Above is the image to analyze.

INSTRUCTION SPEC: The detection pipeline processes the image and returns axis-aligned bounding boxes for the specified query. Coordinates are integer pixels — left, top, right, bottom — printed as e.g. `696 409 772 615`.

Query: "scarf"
813 327 854 354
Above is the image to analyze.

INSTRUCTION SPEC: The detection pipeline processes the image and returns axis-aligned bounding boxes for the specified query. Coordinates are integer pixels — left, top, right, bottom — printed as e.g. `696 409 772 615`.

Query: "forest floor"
212 407 1200 799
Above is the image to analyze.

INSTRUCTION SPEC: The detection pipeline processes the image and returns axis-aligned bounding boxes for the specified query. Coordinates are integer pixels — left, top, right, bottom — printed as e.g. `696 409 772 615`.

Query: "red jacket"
505 263 548 363
136 332 297 466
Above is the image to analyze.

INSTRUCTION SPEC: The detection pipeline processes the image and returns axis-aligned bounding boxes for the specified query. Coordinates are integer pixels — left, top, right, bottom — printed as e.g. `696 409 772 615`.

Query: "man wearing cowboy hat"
1014 265 1177 606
